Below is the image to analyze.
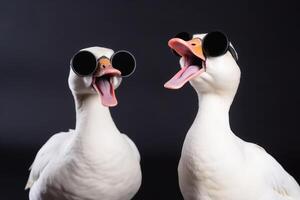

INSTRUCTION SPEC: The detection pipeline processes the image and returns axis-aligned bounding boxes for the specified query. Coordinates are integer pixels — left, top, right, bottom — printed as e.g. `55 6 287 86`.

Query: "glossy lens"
172 32 192 57
71 51 97 76
202 31 229 57
174 32 192 41
111 50 136 77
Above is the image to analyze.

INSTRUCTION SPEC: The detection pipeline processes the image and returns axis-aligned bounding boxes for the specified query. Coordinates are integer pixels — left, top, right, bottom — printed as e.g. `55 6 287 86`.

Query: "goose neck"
74 94 118 135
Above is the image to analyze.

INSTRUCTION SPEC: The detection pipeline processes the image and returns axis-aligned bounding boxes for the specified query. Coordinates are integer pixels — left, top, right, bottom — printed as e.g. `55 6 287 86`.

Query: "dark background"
0 0 299 199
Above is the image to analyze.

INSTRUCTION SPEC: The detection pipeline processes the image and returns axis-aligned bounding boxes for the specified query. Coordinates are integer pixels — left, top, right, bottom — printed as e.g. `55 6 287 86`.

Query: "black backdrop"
0 0 299 199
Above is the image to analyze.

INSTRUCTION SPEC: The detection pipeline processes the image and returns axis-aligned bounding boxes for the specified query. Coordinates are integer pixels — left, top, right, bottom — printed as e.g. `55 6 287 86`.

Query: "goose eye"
71 51 97 76
171 32 193 57
111 50 136 77
202 31 229 57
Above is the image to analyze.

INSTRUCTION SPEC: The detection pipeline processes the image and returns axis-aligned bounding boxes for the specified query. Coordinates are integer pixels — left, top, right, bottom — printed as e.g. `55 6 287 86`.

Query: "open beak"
164 38 206 89
92 57 121 107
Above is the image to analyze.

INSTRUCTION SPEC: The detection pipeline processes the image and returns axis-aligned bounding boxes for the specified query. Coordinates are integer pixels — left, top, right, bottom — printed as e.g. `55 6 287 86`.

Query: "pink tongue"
96 78 117 107
164 65 200 89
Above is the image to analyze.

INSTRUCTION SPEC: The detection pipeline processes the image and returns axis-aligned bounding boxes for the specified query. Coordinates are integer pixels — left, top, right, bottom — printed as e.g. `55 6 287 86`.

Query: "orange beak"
168 38 205 60
94 57 121 77
92 57 121 107
164 37 206 89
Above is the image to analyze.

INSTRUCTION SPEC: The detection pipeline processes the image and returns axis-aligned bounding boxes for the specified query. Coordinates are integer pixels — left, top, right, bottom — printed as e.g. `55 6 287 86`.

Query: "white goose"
164 31 300 200
25 47 141 200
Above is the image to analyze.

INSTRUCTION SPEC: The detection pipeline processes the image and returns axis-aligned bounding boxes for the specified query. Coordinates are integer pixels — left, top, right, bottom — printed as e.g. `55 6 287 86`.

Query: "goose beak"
92 57 121 107
164 38 206 89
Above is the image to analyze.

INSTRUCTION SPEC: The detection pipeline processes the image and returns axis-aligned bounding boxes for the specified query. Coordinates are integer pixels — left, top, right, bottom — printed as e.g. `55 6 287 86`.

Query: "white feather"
25 131 73 190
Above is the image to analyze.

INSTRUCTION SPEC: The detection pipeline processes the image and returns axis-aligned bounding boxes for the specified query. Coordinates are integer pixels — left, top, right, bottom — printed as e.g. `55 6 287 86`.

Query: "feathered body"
26 47 141 200
165 32 300 200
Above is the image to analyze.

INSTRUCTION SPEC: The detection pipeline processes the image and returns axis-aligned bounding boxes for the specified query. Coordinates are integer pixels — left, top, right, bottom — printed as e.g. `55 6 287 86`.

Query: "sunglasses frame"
111 50 136 78
71 50 136 77
171 31 238 62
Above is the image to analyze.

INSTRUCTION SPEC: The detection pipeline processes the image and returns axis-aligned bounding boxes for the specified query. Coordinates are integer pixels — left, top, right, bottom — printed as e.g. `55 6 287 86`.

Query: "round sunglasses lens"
111 51 136 77
202 31 229 57
174 32 192 41
71 51 97 76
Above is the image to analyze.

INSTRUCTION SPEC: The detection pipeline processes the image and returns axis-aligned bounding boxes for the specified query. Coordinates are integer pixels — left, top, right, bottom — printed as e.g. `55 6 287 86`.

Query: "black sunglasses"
71 50 136 77
172 31 238 61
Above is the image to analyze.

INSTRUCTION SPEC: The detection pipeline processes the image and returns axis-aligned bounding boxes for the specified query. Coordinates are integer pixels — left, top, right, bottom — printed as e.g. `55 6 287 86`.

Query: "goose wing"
267 156 300 199
122 134 140 162
25 130 74 189
248 142 300 199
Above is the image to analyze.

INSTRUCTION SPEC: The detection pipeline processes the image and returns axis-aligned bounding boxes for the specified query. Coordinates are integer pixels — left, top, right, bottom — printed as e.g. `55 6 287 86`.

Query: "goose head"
164 31 240 98
68 47 136 107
